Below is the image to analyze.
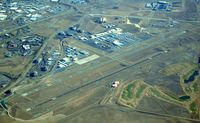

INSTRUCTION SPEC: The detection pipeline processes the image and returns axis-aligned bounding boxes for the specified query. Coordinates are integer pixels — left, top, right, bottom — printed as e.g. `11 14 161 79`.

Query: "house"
145 3 152 8
0 13 7 21
29 71 38 77
4 51 12 58
97 17 107 24
40 66 48 72
0 74 11 88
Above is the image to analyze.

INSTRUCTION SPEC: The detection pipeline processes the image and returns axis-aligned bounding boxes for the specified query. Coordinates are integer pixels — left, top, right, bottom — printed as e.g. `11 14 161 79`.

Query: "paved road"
0 34 54 96
89 13 200 23
0 3 81 96
103 105 200 122
56 103 200 122
1 1 199 121
32 51 162 108
0 3 79 35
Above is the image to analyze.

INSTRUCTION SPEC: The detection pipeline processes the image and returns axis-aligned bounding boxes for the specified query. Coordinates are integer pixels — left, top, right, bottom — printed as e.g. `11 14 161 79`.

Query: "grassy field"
118 80 149 107
136 84 147 98
121 83 135 100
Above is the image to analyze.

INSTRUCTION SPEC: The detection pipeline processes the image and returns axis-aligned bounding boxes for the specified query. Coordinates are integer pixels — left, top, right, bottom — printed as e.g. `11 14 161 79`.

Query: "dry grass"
161 63 196 76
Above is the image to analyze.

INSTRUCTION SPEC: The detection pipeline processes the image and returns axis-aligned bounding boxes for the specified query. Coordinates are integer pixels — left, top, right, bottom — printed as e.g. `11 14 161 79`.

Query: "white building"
111 81 120 88
30 14 42 21
22 45 31 50
0 13 7 21
113 40 123 46
50 0 59 2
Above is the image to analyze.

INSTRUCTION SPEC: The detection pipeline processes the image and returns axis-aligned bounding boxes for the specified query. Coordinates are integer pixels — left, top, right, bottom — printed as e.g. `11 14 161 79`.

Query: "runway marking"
75 54 99 65
26 108 31 111
21 93 28 97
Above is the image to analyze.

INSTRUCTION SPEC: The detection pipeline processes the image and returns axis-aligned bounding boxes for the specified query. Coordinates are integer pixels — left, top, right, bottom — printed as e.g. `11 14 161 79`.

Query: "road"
32 50 163 108
1 1 199 122
0 3 81 96
89 13 200 23
0 3 80 35
103 104 200 122
54 103 200 122
0 1 187 97
0 34 54 96
3 17 183 115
